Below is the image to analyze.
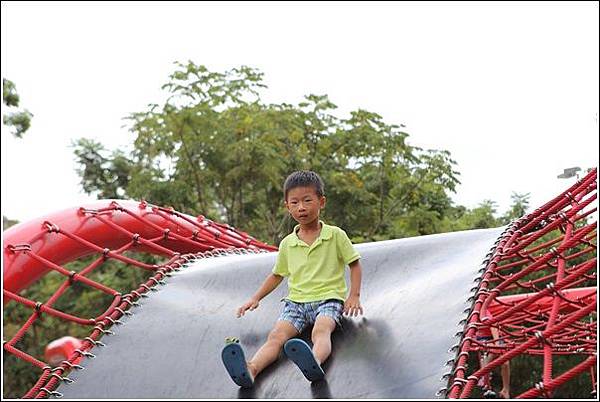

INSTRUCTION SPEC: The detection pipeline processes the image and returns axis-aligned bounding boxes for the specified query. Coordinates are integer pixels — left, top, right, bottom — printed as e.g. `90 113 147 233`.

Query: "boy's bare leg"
499 361 510 398
311 316 337 365
247 320 299 377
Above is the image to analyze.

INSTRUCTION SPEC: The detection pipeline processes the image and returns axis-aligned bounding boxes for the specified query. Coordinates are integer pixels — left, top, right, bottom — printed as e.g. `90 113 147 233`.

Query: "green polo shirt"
272 220 361 303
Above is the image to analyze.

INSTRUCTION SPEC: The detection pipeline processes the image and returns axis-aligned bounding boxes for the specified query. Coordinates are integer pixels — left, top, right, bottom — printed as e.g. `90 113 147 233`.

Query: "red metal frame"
3 169 597 398
3 199 276 398
446 168 597 398
4 199 276 295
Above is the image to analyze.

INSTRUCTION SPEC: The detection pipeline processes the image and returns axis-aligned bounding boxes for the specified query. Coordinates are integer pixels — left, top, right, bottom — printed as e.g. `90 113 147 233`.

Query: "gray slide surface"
56 227 503 399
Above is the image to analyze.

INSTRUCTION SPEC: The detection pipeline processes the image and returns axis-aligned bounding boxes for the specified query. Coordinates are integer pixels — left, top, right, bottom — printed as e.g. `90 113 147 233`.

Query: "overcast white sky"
2 2 598 224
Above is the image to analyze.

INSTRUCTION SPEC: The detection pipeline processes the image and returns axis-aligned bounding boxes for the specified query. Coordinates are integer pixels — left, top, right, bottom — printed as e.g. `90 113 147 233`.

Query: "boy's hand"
236 298 260 318
343 295 363 317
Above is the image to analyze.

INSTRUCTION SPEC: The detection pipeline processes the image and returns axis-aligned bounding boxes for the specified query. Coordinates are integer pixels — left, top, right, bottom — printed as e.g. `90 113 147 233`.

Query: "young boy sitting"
221 170 364 388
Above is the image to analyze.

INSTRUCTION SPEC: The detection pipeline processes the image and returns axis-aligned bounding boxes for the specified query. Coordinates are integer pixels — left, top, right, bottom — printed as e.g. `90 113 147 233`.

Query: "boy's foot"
283 338 325 382
221 337 254 388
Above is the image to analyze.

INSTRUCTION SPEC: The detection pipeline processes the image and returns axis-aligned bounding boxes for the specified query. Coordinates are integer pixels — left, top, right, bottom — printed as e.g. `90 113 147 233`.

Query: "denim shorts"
278 299 344 333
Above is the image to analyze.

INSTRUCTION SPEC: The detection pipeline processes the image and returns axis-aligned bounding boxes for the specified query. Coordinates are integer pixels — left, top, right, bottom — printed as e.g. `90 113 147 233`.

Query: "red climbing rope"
4 170 597 398
446 168 597 398
2 200 276 398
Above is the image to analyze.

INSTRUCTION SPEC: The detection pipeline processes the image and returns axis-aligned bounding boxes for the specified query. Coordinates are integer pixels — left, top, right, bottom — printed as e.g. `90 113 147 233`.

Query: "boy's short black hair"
283 170 325 200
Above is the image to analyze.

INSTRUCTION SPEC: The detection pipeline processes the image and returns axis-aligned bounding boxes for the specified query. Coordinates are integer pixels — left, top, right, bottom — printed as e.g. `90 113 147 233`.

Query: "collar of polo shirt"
289 220 333 247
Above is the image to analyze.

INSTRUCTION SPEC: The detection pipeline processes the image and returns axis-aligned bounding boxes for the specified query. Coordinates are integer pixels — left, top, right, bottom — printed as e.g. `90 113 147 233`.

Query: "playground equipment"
2 169 596 398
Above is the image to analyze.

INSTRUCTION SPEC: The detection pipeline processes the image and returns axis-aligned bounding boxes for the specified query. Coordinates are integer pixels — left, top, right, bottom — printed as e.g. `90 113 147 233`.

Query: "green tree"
6 62 593 398
441 200 502 232
3 78 33 138
71 138 133 199
3 216 19 230
72 61 461 244
501 192 530 224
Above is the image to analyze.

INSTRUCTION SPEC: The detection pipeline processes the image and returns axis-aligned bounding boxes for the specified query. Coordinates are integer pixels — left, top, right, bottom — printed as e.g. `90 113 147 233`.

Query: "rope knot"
43 221 60 233
7 243 31 253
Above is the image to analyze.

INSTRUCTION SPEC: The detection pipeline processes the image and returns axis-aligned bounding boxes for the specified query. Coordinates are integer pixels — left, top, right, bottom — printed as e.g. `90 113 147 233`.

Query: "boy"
221 170 363 388
476 309 511 399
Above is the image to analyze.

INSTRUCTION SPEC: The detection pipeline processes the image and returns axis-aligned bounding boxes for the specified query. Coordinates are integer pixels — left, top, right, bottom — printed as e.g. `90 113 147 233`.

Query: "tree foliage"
72 61 465 244
3 78 33 138
501 192 530 225
3 216 19 230
9 62 591 399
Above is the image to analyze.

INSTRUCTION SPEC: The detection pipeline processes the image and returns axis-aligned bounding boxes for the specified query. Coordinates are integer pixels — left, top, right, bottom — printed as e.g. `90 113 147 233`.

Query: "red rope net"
4 169 597 399
446 168 597 399
3 201 276 398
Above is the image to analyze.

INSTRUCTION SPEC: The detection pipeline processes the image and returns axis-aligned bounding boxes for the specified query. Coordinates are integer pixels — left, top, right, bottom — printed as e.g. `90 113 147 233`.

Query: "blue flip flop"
221 337 254 388
284 338 325 382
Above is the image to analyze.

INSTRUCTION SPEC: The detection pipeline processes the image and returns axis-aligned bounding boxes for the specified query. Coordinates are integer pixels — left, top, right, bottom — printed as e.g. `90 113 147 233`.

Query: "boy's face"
285 186 326 225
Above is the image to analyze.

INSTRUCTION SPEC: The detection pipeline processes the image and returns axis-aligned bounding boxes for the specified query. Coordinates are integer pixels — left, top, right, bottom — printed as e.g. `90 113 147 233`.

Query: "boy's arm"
344 259 363 316
236 273 284 318
252 273 284 302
